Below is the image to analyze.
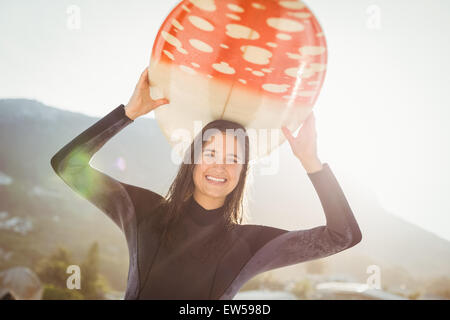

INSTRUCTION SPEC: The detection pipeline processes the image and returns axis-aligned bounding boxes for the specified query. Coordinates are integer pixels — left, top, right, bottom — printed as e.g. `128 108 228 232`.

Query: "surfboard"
148 0 327 161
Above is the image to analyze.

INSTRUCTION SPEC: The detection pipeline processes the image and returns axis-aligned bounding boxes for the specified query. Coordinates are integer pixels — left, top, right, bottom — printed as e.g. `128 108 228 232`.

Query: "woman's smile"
205 175 227 185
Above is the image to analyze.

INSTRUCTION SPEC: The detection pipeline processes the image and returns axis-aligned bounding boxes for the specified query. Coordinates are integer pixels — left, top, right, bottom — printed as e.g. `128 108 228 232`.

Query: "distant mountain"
0 98 449 294
0 98 177 189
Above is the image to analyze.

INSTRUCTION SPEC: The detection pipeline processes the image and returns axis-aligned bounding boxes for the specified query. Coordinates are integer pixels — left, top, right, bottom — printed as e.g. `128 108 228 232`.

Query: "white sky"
1 0 449 241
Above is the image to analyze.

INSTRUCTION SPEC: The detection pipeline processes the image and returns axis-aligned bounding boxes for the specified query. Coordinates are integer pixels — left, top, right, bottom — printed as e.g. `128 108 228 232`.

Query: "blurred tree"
35 243 110 299
408 290 422 300
35 246 73 288
291 278 313 299
42 284 84 300
80 242 109 299
36 246 86 299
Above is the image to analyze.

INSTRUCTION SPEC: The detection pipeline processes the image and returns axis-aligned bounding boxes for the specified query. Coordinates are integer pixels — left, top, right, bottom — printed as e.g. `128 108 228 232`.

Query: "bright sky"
1 0 449 241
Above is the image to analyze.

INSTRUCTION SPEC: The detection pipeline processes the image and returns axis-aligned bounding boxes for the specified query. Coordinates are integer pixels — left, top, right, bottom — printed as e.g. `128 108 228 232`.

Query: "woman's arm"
241 112 363 271
221 162 362 299
50 104 164 234
50 67 169 235
250 162 361 268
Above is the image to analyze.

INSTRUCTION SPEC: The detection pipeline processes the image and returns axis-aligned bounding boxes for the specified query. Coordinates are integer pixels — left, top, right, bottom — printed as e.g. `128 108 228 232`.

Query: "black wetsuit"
50 104 362 300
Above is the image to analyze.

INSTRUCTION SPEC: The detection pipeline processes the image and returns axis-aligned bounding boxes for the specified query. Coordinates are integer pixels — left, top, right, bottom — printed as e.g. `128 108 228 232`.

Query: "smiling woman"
157 117 252 255
193 130 246 210
50 68 362 300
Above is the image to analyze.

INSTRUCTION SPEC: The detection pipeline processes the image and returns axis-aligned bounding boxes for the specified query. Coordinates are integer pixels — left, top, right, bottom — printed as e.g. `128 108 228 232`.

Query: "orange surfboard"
148 0 327 161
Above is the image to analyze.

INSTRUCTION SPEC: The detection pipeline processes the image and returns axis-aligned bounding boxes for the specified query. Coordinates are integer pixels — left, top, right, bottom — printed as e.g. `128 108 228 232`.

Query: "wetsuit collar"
187 196 226 226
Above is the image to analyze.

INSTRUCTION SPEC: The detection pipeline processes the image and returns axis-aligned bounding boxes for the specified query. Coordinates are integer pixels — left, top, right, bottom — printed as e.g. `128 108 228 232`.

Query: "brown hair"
156 119 253 251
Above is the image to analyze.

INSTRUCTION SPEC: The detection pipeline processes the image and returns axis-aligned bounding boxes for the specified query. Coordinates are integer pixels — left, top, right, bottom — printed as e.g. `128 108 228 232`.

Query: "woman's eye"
203 152 238 163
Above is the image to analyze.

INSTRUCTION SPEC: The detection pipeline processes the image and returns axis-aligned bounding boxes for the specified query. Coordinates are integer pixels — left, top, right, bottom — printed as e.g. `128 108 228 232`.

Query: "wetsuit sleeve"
241 162 362 275
50 104 164 234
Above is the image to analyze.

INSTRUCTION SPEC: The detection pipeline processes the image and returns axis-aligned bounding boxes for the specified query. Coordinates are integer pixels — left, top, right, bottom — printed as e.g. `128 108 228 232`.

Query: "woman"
50 67 362 300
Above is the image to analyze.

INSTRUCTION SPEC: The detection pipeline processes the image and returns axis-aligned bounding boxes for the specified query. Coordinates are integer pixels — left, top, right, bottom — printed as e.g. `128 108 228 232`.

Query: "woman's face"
192 132 244 202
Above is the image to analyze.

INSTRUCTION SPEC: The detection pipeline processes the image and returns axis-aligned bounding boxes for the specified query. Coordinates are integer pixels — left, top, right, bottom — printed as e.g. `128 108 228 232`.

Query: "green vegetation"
0 176 130 293
42 284 84 300
290 278 314 299
35 242 111 300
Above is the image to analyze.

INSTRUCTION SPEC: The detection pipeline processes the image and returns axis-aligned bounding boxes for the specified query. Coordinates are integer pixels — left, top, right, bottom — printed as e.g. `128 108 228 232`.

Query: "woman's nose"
212 155 228 165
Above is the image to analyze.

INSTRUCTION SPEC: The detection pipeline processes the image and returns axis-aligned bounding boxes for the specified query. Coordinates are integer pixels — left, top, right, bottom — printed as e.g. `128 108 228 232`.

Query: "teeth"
206 175 226 182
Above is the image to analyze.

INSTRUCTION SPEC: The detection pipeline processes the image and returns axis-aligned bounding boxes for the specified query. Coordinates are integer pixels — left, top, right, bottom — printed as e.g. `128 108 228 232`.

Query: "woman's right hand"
124 67 169 120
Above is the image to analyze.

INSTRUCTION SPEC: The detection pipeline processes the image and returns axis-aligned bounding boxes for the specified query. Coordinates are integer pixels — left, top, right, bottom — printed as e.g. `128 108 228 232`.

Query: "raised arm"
50 104 163 234
50 67 169 237
221 162 362 299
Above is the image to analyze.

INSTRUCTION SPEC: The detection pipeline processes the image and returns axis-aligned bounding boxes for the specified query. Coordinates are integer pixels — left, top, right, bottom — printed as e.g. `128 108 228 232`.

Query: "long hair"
156 119 253 252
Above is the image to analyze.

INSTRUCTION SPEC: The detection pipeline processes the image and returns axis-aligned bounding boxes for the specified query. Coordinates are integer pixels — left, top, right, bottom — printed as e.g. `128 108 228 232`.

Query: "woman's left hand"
281 111 323 173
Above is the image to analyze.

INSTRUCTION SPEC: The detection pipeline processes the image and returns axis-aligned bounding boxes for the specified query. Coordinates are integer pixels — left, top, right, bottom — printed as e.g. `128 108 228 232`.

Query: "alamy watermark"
66 5 81 30
168 120 282 176
366 264 381 289
66 264 81 289
366 4 382 30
